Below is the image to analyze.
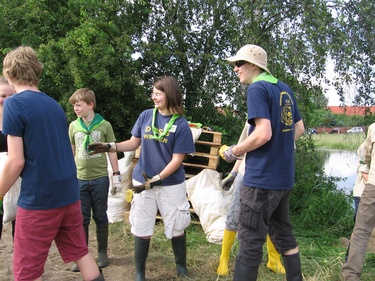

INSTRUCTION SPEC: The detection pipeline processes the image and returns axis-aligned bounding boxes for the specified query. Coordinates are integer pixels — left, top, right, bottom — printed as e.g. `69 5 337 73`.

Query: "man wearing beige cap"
221 44 305 281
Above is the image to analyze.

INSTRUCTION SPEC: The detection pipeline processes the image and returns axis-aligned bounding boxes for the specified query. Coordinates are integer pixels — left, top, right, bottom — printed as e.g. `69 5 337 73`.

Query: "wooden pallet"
133 129 222 174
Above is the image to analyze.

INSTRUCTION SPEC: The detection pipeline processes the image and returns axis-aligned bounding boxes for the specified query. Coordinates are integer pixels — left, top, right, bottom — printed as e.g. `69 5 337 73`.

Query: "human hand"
221 171 237 190
111 174 123 196
87 142 117 155
219 145 243 163
132 173 162 194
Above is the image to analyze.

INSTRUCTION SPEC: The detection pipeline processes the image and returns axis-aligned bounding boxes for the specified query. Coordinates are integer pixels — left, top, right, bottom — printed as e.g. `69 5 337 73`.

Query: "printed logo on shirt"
280 91 293 133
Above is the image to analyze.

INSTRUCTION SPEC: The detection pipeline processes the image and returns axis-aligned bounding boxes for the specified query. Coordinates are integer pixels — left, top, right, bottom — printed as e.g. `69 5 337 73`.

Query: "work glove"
132 173 162 194
0 194 4 215
111 174 123 196
87 142 117 155
221 171 237 191
219 145 243 163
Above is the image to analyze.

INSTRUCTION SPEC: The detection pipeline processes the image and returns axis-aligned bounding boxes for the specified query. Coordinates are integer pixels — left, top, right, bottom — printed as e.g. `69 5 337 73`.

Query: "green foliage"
0 0 370 241
292 136 355 237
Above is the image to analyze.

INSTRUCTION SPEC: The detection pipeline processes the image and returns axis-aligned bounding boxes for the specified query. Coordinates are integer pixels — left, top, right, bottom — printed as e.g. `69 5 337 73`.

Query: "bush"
291 136 354 238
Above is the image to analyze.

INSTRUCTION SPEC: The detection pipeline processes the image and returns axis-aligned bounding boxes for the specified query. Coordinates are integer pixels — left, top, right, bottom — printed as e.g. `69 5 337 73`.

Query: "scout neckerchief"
253 72 278 84
151 108 180 140
72 113 105 152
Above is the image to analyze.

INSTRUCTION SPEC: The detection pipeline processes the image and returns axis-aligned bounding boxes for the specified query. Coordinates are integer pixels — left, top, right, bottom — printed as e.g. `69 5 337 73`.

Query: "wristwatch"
113 171 121 175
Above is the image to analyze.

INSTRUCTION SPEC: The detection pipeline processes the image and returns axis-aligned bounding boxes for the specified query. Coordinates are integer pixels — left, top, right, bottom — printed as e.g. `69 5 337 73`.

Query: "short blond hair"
69 88 96 109
2 46 44 86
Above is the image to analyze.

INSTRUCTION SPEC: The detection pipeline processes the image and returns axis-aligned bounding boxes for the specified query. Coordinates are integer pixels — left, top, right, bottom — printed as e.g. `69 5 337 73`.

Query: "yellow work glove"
219 145 243 163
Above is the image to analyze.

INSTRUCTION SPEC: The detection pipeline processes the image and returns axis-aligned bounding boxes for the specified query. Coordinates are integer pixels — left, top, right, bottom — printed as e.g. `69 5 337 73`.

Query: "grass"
102 133 374 280
311 133 365 151
107 221 375 281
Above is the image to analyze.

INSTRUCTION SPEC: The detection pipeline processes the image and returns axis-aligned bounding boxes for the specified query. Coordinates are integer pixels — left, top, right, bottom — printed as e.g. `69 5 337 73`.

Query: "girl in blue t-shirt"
89 76 195 280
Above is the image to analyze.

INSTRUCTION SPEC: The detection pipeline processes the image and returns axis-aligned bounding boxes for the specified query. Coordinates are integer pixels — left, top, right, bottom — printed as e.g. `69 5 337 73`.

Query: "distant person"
0 76 16 240
352 142 369 221
217 122 285 276
344 141 369 262
223 44 304 280
0 46 104 281
68 88 121 271
342 124 375 280
88 76 195 281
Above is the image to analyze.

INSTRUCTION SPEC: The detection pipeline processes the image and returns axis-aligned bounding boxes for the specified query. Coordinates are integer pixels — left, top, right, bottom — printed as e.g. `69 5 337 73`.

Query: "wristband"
113 171 121 175
230 171 238 177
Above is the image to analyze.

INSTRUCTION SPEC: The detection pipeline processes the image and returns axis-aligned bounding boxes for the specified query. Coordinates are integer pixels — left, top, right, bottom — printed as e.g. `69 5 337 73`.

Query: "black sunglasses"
235 60 247 68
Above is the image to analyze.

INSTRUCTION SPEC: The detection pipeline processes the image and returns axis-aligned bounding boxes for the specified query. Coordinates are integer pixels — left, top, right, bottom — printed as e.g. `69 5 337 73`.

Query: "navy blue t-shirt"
132 109 195 186
244 80 302 190
3 90 79 210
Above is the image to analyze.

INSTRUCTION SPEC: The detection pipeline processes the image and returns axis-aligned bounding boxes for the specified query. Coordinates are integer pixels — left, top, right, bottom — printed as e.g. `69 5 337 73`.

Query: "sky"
326 87 341 106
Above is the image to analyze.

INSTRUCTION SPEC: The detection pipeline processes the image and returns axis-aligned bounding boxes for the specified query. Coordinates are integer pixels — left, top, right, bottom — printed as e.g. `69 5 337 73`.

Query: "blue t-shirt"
3 90 79 210
132 109 195 186
244 80 302 190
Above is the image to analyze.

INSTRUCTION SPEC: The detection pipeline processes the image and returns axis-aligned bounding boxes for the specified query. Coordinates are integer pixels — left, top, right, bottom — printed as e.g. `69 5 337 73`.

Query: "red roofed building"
327 106 375 116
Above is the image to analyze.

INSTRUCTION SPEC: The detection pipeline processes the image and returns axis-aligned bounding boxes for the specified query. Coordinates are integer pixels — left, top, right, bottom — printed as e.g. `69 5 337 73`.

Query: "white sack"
186 169 234 244
190 127 202 143
0 152 21 225
107 151 134 223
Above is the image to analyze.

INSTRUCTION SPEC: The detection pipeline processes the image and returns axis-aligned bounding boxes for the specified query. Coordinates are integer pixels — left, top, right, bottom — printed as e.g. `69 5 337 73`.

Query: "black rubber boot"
97 224 109 268
283 252 303 281
91 268 105 281
233 257 259 281
134 236 150 281
72 224 89 272
171 233 188 277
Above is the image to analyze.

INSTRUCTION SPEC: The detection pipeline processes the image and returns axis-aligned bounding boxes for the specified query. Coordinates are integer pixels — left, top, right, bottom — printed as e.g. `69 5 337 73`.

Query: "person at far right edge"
342 122 375 281
222 44 305 281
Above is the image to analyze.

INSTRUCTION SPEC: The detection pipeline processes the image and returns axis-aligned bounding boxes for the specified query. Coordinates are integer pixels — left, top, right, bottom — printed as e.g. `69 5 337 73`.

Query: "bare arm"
108 151 119 173
232 118 272 156
115 136 141 152
71 144 76 156
230 158 243 173
294 119 305 140
0 135 25 195
362 172 369 182
158 153 185 180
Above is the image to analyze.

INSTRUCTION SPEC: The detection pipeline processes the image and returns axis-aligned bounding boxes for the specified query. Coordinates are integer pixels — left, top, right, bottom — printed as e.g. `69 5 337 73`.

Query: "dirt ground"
0 222 133 281
0 219 217 281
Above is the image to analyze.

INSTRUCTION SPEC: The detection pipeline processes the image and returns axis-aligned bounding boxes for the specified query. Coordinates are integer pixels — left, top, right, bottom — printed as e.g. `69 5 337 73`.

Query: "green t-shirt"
69 120 116 180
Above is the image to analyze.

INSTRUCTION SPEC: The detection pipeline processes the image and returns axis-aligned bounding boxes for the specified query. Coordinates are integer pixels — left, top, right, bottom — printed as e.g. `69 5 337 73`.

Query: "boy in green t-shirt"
68 88 121 272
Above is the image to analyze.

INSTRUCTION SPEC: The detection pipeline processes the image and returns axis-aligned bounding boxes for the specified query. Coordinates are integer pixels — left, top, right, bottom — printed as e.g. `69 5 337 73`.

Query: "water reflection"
319 149 358 194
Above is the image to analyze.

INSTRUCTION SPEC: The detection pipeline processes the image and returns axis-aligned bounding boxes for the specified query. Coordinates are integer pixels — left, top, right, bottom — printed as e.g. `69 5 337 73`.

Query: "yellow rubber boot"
217 229 236 275
266 235 286 274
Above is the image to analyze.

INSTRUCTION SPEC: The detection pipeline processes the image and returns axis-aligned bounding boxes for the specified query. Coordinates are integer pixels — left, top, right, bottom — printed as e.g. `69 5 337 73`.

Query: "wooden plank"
195 140 221 146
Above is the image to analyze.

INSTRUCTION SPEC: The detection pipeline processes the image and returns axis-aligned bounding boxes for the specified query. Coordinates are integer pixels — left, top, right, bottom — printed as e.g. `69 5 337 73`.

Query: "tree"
330 0 375 109
0 0 372 154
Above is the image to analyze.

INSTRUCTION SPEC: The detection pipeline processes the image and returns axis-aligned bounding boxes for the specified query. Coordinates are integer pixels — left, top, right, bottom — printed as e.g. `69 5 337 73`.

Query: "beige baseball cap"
227 44 271 75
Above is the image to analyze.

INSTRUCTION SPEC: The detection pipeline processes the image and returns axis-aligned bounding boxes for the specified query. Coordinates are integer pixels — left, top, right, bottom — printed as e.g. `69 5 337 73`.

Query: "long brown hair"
153 76 184 115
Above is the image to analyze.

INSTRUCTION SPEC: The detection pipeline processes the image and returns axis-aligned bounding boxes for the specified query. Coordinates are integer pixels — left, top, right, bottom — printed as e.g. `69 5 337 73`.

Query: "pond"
320 149 358 194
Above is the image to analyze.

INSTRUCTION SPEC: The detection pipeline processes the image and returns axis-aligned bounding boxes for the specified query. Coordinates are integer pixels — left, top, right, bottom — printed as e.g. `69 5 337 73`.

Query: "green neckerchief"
152 108 180 140
253 72 278 84
72 113 105 152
